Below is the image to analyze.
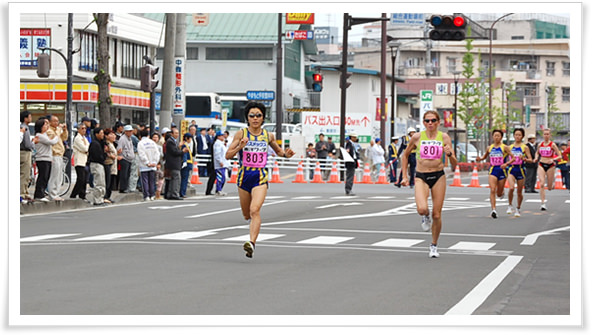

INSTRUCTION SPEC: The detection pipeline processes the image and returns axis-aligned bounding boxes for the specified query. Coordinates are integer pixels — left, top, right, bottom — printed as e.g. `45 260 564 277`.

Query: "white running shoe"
498 192 505 200
491 210 498 219
506 206 514 215
243 241 254 258
514 208 521 217
541 203 547 211
150 196 155 201
421 215 432 232
429 244 440 258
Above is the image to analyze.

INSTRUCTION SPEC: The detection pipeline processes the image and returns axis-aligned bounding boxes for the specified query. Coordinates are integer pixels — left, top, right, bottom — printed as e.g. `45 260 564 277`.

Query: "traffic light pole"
339 14 349 149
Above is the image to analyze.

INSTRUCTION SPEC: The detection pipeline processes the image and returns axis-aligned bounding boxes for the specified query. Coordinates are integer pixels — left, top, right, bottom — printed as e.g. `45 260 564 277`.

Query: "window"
509 60 535 71
79 31 98 72
187 47 199 60
546 61 555 76
562 62 570 76
111 38 118 77
446 57 458 73
511 36 525 40
562 87 570 102
205 47 272 61
121 40 148 79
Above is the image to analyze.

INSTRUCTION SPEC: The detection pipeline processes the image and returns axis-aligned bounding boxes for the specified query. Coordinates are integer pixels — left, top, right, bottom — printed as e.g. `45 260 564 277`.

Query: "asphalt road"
18 175 572 324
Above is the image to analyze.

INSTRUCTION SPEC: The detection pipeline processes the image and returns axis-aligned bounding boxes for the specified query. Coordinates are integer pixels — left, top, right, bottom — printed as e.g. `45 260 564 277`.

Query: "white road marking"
297 236 354 245
330 196 358 200
372 238 424 248
223 234 285 242
146 231 217 240
526 199 547 203
148 203 198 210
20 233 80 242
565 199 570 203
316 202 362 209
448 242 496 251
185 200 288 219
74 232 147 241
447 197 470 201
292 196 322 200
445 255 523 315
368 196 395 199
521 226 570 245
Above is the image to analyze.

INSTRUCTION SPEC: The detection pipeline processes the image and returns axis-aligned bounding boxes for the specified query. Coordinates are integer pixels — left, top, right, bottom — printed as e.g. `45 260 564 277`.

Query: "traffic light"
140 64 159 93
428 14 467 41
37 53 51 78
340 72 352 89
312 73 323 92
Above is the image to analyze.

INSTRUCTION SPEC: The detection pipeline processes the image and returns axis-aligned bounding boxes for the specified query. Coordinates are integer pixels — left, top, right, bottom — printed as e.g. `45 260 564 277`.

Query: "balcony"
535 112 570 132
284 90 320 112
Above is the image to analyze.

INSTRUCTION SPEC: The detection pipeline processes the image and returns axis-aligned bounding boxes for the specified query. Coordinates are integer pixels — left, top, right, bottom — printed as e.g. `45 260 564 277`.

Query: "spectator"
165 128 188 200
315 133 329 180
86 128 107 206
179 132 194 198
46 115 69 201
204 129 216 196
20 111 34 202
33 118 59 202
388 137 399 184
327 136 336 156
306 142 317 180
70 123 89 200
127 125 140 192
524 134 538 193
368 138 385 181
344 133 359 196
213 130 230 196
396 127 417 188
138 128 160 201
103 128 117 204
155 162 164 200
117 125 135 193
558 141 570 190
197 128 209 177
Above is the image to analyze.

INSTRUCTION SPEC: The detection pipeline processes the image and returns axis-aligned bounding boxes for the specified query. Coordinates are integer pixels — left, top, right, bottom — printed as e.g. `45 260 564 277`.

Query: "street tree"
93 13 112 128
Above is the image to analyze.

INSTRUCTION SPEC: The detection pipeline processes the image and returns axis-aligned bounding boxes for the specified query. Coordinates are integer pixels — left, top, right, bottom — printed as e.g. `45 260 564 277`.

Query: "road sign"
285 30 314 40
390 13 425 26
419 90 433 131
192 13 209 26
246 91 275 101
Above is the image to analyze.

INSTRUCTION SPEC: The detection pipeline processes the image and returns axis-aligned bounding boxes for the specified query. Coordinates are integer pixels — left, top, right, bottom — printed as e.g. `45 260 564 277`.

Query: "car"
207 119 247 137
456 142 479 162
262 123 302 135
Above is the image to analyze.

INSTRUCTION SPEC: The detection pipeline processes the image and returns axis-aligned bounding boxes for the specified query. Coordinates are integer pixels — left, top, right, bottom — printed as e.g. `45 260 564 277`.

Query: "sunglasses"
248 113 263 118
424 118 438 123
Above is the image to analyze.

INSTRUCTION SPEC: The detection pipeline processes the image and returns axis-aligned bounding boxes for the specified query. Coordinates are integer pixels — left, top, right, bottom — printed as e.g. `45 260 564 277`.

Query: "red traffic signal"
312 73 323 92
428 14 467 41
140 64 159 93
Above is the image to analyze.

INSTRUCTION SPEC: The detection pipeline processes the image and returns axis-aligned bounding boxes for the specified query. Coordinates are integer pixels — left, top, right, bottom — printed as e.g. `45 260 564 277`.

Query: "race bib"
539 146 552 157
419 140 443 160
511 148 523 165
242 141 268 168
490 153 504 166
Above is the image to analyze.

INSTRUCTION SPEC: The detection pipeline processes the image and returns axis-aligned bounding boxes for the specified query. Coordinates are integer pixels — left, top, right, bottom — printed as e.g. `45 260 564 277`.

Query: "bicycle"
29 153 71 198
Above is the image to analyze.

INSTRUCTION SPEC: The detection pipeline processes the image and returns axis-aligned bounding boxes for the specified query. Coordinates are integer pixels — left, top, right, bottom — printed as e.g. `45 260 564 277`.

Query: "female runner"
225 101 295 258
533 128 562 210
505 128 533 217
401 111 457 258
476 130 515 219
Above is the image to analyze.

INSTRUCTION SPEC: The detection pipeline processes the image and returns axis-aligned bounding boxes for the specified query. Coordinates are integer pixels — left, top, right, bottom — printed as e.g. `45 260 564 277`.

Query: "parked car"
456 142 479 162
208 119 247 137
262 123 302 135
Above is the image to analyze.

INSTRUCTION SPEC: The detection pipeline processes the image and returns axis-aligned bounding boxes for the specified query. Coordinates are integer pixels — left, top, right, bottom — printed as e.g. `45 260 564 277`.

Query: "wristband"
447 152 452 157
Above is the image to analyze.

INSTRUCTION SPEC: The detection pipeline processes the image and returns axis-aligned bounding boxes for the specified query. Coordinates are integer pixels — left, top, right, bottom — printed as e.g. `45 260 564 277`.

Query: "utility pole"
276 13 283 144
380 13 387 146
172 13 187 128
160 13 176 129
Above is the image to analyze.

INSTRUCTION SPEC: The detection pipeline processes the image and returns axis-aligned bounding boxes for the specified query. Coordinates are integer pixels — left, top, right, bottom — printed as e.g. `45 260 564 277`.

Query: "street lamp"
451 69 461 159
388 41 401 139
488 13 513 143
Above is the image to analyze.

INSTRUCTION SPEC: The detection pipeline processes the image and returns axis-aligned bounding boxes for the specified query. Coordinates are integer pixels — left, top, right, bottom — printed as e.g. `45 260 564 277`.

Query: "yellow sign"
286 13 315 24
181 120 189 137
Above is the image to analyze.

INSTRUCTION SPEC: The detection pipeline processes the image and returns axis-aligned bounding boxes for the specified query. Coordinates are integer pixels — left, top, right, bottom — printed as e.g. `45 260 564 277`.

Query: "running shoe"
491 209 498 219
514 208 521 217
541 203 547 211
243 241 255 258
421 215 432 232
429 244 440 258
498 192 505 200
506 206 514 215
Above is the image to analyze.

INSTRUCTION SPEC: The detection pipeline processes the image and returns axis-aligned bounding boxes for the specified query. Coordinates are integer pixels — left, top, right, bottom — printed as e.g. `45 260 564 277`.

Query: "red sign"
443 110 453 127
286 13 314 24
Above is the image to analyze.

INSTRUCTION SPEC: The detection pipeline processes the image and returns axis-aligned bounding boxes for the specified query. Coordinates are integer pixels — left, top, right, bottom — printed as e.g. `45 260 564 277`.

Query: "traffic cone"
292 161 307 183
361 163 373 184
467 166 482 187
449 165 462 187
328 161 341 183
311 161 325 183
190 164 202 185
228 161 239 183
535 176 541 190
504 178 511 188
554 168 566 189
376 163 389 184
269 160 284 183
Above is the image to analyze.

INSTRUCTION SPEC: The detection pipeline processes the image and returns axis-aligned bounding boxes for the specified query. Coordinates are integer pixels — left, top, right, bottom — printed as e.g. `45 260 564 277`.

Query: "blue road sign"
246 91 275 101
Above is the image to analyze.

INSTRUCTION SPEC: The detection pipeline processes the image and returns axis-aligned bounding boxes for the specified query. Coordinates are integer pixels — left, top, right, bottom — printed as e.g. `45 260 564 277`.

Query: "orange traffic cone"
535 176 541 190
554 168 566 189
190 164 202 185
361 163 373 184
328 161 341 183
292 161 307 183
467 166 482 188
311 161 325 183
376 163 389 184
269 160 284 183
449 165 462 187
228 161 239 183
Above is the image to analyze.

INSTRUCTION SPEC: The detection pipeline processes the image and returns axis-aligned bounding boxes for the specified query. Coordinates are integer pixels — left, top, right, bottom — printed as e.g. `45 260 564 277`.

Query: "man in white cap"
117 124 135 193
524 133 538 193
344 132 359 195
395 127 417 188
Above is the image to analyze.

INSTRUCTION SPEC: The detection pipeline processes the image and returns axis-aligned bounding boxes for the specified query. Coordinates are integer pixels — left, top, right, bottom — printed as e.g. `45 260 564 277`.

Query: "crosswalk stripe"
448 242 496 251
74 233 147 241
372 238 424 248
146 231 217 240
223 234 285 242
292 196 322 200
297 236 354 245
20 233 80 242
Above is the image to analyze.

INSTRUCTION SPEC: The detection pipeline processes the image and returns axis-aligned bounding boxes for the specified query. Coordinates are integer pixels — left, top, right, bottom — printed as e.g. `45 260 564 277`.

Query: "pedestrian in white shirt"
368 138 386 181
213 131 231 196
137 129 160 201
